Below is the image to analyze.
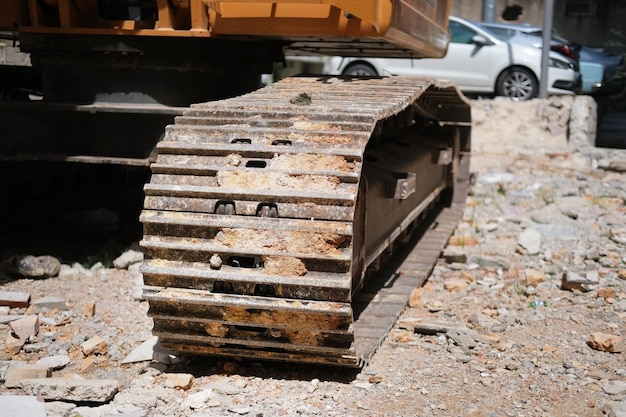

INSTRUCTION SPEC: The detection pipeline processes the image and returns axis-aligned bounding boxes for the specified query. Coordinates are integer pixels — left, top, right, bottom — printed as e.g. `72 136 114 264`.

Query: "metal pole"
539 0 554 99
482 0 496 22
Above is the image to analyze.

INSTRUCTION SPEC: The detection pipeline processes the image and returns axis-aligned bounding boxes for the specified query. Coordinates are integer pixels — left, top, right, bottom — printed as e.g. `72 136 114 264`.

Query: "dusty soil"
1 95 626 417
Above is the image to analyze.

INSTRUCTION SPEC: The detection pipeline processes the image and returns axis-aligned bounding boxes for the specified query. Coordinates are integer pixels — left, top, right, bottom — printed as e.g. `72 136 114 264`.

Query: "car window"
479 26 514 41
449 20 477 44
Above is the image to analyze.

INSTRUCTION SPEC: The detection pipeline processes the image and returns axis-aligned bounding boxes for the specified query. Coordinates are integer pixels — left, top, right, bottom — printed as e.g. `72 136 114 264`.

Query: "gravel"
1 95 625 417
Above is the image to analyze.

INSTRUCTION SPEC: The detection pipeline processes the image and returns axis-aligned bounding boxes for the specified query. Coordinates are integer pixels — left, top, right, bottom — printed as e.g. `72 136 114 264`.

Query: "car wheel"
495 67 538 101
342 63 378 76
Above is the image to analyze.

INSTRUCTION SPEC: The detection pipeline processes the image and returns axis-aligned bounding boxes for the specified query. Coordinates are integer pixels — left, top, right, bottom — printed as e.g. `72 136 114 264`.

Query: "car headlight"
549 58 572 69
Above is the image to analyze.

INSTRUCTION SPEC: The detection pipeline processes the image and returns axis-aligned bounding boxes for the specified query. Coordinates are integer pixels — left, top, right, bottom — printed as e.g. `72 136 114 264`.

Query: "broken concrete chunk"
589 333 624 353
0 290 31 308
165 373 194 390
113 249 144 269
121 336 158 364
36 354 71 370
81 336 108 356
20 377 120 402
5 332 26 355
4 363 51 388
561 271 599 292
518 228 541 255
0 395 47 417
10 315 39 339
31 296 69 312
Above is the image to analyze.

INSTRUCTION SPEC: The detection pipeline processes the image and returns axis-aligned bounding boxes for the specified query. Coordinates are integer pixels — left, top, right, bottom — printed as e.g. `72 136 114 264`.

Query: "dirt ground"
1 94 626 417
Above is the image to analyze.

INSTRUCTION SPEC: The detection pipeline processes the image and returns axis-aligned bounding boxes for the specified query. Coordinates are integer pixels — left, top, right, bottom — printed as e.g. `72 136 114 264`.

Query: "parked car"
477 21 623 94
323 16 580 101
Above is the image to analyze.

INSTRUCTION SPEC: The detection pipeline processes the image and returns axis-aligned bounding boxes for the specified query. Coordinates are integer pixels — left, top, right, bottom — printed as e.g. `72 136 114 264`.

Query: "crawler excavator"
0 0 471 367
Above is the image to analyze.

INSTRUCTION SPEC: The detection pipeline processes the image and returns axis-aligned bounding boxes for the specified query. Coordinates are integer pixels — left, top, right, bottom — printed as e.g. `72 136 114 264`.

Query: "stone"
121 336 158 364
80 355 97 373
604 381 626 395
589 333 624 353
4 363 51 388
0 290 30 308
10 314 39 339
518 228 541 255
183 389 215 409
444 277 470 291
20 377 120 402
81 336 108 356
0 314 24 325
36 354 71 370
604 400 626 417
85 302 96 317
561 271 599 292
6 332 26 355
164 373 194 390
524 268 546 286
0 395 47 417
113 249 144 269
31 296 69 312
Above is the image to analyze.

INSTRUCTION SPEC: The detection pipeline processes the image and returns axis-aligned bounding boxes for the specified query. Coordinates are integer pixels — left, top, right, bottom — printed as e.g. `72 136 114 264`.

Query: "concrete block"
0 395 47 417
4 363 51 388
0 291 30 308
21 377 119 402
10 315 39 339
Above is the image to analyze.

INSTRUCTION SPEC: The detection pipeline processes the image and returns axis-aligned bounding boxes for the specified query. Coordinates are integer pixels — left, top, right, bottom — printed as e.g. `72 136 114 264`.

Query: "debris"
4 364 51 388
588 333 624 353
164 373 194 390
113 249 144 269
81 336 108 356
561 271 599 292
10 315 39 339
0 395 47 417
20 377 120 402
31 296 69 312
0 290 31 308
518 228 541 255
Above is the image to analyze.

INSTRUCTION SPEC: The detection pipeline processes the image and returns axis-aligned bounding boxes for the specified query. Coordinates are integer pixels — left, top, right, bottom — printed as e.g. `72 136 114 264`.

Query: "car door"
414 19 501 92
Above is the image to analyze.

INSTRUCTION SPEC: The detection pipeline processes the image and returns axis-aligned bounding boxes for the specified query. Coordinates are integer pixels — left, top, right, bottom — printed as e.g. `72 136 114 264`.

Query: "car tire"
342 63 378 76
495 67 538 101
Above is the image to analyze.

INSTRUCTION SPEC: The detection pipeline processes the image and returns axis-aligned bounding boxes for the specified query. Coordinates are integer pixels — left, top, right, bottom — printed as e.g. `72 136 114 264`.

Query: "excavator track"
140 76 471 367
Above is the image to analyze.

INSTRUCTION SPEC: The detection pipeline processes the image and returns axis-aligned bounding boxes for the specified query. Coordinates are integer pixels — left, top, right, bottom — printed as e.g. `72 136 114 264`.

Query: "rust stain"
271 154 356 172
217 228 349 256
216 171 341 192
262 256 307 277
203 322 229 337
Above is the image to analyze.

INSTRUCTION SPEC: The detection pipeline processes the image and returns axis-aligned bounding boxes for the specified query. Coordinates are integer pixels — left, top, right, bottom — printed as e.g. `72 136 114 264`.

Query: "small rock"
183 389 214 409
36 354 71 370
5 332 26 355
165 373 194 390
4 364 51 388
81 336 108 356
10 315 39 339
561 271 598 292
113 249 144 269
604 381 626 395
84 302 96 317
31 296 69 312
524 268 546 286
121 336 158 364
518 228 541 255
589 333 624 353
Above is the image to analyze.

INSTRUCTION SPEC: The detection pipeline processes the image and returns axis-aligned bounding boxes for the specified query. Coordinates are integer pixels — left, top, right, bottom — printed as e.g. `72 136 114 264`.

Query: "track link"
140 76 471 367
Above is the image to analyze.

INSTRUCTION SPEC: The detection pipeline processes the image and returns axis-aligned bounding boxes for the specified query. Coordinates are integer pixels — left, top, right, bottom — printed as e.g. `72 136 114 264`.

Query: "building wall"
451 0 625 54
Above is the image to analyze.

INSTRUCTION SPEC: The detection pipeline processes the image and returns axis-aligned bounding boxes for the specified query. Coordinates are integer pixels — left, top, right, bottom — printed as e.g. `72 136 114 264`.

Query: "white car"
322 16 581 101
